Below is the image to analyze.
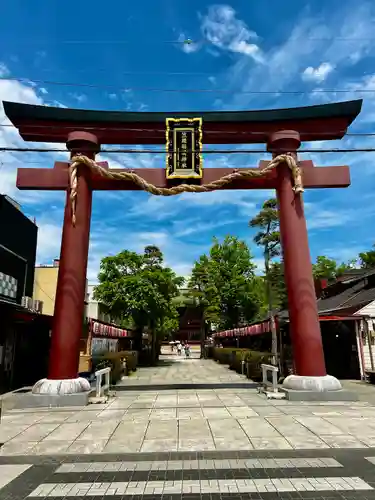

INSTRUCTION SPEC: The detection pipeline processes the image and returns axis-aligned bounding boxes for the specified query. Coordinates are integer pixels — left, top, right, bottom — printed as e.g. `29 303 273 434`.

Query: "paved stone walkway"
2 350 375 498
2 450 375 498
117 350 254 388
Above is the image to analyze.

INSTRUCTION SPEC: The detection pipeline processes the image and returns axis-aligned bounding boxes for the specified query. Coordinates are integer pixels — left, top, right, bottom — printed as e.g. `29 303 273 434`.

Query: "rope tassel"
69 153 304 226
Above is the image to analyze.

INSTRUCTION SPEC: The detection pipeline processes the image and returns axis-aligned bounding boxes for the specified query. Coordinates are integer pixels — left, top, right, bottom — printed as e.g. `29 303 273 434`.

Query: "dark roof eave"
3 99 363 126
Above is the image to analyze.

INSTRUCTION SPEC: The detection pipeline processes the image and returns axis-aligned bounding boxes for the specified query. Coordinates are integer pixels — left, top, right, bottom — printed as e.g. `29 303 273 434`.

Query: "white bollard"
261 363 279 393
95 367 111 398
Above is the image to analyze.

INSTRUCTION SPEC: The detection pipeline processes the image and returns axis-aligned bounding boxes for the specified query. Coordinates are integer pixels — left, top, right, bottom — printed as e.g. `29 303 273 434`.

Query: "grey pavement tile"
102 440 142 452
1 413 44 424
65 439 109 453
294 416 349 435
178 419 211 434
285 434 330 449
9 423 60 442
140 439 178 452
213 437 253 450
248 405 283 416
75 420 119 440
177 408 204 419
28 440 71 454
0 440 38 455
0 424 31 442
228 406 260 418
357 435 375 446
320 434 368 448
149 408 177 420
37 412 76 423
145 420 177 439
43 422 90 441
239 417 282 437
0 464 32 489
95 409 127 419
110 421 148 440
202 407 232 418
65 410 101 422
250 436 293 449
178 438 216 450
266 416 319 436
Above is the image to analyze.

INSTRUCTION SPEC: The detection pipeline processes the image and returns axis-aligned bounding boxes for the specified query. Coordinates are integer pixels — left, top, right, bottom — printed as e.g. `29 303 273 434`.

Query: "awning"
90 319 129 338
319 315 363 321
213 319 273 339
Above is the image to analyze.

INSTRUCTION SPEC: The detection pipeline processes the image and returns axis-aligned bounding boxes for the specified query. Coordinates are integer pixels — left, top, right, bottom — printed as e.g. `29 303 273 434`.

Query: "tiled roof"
278 269 375 320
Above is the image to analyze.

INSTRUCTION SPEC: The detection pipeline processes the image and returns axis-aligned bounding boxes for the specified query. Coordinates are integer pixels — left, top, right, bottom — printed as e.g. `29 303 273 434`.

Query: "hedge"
92 350 138 385
212 347 272 381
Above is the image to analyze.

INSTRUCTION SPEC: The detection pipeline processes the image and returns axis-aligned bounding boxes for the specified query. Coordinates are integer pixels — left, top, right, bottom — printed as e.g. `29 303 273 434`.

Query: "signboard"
166 117 203 179
0 272 18 300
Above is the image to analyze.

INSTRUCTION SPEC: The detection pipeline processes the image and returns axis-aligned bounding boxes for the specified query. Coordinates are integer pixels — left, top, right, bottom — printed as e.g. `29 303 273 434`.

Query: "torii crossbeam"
4 99 362 399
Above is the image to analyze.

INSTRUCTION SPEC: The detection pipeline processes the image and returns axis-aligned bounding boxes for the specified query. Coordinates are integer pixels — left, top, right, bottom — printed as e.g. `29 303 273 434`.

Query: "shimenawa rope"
69 153 303 226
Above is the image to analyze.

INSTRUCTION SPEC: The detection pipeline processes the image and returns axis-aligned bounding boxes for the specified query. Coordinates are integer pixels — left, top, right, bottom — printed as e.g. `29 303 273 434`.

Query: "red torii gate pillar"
269 131 341 392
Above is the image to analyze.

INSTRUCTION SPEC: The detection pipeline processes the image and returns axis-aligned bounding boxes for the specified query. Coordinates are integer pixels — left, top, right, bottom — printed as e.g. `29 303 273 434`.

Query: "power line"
9 37 375 45
34 280 56 304
0 122 373 137
1 76 373 95
1 146 375 154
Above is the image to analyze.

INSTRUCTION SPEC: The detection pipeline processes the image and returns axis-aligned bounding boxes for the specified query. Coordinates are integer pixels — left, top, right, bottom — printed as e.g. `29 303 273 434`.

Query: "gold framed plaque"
166 117 203 179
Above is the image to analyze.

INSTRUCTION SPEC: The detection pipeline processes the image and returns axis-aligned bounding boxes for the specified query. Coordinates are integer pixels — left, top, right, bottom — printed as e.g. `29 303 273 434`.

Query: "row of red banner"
213 320 272 338
90 320 130 338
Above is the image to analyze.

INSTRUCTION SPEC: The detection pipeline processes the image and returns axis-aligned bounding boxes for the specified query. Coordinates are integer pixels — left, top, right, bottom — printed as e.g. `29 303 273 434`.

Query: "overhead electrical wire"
1 146 375 154
0 76 374 95
0 122 373 138
9 37 375 45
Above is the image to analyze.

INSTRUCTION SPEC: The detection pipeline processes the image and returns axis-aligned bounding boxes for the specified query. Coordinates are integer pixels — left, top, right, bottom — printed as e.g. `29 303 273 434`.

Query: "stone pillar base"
282 374 342 392
280 374 358 401
32 377 91 395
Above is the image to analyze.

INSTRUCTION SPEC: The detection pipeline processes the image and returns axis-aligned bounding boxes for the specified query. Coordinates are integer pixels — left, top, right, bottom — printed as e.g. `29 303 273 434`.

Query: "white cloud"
302 62 334 83
35 222 62 264
223 2 375 109
174 218 237 237
199 4 264 63
306 208 354 230
69 93 87 103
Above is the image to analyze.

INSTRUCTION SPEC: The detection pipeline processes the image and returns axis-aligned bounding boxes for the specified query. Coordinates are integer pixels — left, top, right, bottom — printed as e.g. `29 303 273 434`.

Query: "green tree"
189 236 264 332
359 245 375 269
249 198 281 265
249 198 281 363
268 261 288 311
312 255 357 282
312 256 339 281
93 246 183 364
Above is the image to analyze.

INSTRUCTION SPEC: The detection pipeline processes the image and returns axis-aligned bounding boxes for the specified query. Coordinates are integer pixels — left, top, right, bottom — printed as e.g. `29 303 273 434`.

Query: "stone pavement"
2 450 375 498
116 349 255 388
2 351 375 498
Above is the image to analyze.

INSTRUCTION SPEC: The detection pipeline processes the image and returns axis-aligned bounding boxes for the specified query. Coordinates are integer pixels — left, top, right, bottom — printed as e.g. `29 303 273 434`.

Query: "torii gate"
3 99 362 398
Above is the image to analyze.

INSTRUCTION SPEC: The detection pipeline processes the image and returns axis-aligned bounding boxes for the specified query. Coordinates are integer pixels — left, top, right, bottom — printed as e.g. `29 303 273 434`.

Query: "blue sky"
0 0 375 282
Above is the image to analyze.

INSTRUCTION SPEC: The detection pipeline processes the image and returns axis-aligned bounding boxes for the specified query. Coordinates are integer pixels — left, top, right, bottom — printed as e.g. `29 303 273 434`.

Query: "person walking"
177 341 182 356
184 343 191 359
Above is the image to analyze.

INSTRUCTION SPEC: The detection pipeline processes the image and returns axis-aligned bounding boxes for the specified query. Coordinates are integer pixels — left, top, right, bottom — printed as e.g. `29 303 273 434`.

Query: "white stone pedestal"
9 378 92 409
282 374 342 391
32 377 91 395
280 374 358 401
